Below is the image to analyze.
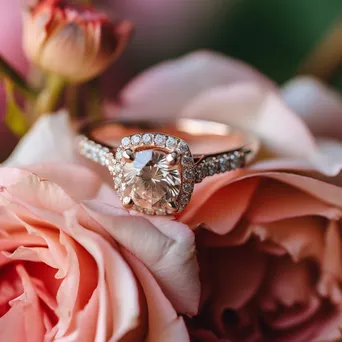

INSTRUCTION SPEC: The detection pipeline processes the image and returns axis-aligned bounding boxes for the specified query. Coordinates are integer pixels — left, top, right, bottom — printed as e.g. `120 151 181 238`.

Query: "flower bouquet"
1 1 342 341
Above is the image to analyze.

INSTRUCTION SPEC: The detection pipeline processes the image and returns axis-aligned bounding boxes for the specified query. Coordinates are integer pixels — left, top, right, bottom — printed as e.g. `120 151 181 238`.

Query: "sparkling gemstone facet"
122 149 181 211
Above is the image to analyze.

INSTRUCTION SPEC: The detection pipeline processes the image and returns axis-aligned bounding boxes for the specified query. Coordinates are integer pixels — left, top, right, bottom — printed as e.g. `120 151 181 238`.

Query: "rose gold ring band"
78 118 259 179
77 119 259 215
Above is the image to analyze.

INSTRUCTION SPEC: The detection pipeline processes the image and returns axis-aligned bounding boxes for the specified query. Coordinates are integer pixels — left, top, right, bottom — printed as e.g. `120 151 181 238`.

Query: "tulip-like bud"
22 0 133 83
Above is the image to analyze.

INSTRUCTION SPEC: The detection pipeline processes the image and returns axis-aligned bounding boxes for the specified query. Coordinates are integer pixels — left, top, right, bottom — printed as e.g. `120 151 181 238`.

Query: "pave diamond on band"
77 119 259 215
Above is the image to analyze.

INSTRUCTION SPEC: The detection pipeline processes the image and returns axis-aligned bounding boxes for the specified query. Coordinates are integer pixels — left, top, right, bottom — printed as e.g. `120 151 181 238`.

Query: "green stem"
34 74 66 117
0 55 38 100
66 85 79 119
87 77 103 121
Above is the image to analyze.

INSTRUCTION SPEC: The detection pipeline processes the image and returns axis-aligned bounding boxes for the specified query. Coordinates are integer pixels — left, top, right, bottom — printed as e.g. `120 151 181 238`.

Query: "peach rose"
181 170 342 341
0 164 200 341
116 51 342 340
3 51 342 342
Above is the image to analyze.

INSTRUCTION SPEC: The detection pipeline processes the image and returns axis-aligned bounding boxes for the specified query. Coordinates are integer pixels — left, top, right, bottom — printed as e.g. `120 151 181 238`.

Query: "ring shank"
80 118 259 164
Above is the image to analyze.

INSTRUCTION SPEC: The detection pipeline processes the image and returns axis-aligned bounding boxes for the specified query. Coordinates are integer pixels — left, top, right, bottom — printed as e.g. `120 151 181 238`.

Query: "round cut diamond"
183 183 194 193
142 134 153 144
179 141 189 153
114 164 122 173
131 135 141 145
182 155 193 165
116 150 123 160
154 134 166 146
122 149 181 211
184 168 195 180
166 137 177 148
121 137 130 147
114 177 121 188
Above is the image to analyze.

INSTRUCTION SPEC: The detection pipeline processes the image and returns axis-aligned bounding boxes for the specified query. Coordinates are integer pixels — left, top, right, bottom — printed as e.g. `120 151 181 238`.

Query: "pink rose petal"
26 163 118 202
206 245 267 335
123 249 191 342
247 178 342 223
182 176 259 233
4 112 75 167
181 83 316 159
282 76 342 140
82 201 200 316
9 265 45 342
120 51 274 118
63 210 141 341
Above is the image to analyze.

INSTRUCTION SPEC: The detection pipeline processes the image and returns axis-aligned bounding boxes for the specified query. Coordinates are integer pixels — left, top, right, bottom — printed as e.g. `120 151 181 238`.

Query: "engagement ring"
77 119 259 215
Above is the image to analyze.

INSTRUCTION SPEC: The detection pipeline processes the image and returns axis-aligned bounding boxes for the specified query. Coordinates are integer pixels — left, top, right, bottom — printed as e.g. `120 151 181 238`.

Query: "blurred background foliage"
109 0 342 91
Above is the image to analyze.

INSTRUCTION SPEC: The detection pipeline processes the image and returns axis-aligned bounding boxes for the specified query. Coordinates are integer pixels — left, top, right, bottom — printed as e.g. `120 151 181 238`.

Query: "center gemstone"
122 149 181 211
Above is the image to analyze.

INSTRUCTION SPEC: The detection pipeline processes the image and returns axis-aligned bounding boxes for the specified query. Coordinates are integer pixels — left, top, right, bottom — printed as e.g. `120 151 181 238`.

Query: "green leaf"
3 78 29 137
0 56 38 100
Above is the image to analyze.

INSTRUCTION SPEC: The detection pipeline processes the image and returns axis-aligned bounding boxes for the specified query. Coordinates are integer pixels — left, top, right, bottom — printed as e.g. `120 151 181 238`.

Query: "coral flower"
22 0 133 83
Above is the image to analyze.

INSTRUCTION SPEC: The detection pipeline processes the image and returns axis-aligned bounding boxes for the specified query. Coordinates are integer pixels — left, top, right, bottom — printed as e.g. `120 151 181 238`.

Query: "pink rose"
117 51 342 340
3 51 342 342
181 171 342 341
0 164 200 341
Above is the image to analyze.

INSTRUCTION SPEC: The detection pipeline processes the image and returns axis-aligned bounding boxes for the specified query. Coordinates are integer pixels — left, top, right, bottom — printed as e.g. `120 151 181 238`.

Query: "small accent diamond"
219 157 230 172
121 137 130 147
155 134 166 146
208 160 218 176
131 135 141 145
182 155 193 165
116 150 123 160
181 195 191 205
166 137 177 148
179 141 189 153
155 209 166 215
105 154 114 166
201 165 209 178
142 134 153 144
230 152 244 169
144 209 155 215
195 166 204 183
184 168 195 180
114 177 121 187
114 164 122 173
183 183 194 193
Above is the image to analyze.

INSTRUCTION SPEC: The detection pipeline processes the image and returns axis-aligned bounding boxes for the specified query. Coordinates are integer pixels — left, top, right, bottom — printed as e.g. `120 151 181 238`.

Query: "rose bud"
22 0 133 83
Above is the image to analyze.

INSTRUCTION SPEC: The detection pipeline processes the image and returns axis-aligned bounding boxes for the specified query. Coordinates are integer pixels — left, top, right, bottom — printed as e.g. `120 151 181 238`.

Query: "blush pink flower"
115 51 342 341
22 0 133 83
118 51 342 177
181 171 342 341
0 164 200 341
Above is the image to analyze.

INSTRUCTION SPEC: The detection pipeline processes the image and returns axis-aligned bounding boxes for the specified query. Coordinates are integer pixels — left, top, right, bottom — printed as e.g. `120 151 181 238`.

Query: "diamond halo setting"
108 133 195 215
78 118 258 216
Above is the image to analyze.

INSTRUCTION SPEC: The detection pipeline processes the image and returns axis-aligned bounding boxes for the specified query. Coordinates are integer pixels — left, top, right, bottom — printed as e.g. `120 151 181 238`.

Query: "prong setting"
166 152 179 165
122 149 135 162
123 196 134 208
166 201 178 213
